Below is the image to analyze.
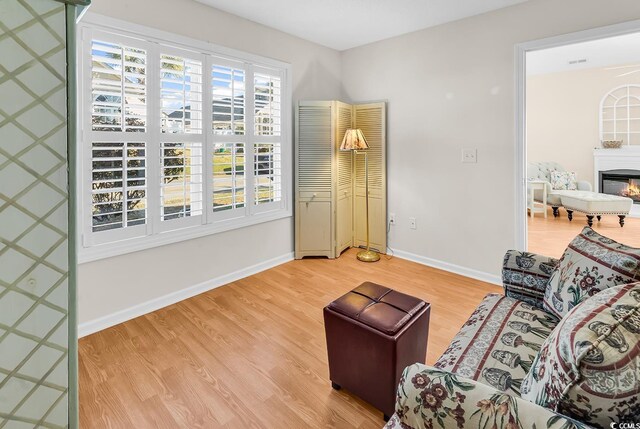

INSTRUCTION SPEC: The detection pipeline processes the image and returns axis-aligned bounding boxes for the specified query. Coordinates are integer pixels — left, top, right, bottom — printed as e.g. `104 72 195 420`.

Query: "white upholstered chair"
527 161 593 217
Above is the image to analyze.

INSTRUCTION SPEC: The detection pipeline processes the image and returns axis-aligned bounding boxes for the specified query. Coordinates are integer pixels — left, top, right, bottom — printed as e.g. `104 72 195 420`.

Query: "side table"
527 180 547 218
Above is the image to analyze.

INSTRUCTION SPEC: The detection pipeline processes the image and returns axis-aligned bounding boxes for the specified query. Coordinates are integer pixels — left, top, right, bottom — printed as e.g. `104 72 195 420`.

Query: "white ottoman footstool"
560 192 633 227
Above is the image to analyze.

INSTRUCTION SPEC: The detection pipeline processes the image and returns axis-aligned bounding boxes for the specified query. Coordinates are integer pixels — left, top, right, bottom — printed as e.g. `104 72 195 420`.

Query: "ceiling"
195 0 529 51
528 32 640 75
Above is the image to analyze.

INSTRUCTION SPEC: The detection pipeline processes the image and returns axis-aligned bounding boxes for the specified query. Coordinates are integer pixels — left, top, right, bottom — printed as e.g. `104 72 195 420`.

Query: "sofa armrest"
385 364 590 429
502 250 558 309
576 180 592 191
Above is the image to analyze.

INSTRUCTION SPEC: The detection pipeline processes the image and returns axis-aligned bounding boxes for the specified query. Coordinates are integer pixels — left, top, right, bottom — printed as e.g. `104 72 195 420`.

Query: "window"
600 84 640 145
78 16 291 261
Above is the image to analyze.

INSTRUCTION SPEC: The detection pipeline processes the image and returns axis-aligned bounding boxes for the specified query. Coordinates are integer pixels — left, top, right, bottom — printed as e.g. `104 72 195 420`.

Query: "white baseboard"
391 249 502 286
78 252 294 338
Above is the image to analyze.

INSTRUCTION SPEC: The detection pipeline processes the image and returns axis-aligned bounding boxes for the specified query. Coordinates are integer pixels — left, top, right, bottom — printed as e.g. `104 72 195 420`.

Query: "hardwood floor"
528 207 640 258
79 249 500 428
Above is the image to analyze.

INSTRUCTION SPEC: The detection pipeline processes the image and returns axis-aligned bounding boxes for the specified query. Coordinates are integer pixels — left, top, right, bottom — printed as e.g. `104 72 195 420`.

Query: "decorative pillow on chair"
543 227 640 318
521 282 640 429
550 171 578 190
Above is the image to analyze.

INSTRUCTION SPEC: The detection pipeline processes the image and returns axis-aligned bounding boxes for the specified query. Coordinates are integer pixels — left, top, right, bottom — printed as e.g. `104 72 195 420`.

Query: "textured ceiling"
195 0 529 51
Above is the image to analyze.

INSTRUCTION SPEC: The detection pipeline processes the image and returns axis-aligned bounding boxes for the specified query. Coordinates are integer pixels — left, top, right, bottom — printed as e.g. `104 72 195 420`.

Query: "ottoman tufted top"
328 282 426 335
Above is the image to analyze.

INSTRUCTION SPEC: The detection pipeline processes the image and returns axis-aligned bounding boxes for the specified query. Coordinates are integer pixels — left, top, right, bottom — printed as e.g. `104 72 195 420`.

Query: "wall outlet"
462 148 477 163
389 213 396 225
409 217 417 230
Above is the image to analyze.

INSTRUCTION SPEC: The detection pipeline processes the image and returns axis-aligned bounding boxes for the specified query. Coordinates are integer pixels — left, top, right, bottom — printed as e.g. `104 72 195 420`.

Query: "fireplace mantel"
594 146 640 217
593 147 640 191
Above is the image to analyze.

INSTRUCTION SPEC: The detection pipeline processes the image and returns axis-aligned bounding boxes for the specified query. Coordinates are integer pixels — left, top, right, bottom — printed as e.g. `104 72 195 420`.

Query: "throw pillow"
550 171 578 190
521 282 640 429
543 227 640 318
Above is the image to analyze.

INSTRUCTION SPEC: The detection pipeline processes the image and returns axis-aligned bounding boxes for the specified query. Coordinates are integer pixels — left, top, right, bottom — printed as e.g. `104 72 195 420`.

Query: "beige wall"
78 0 343 328
527 67 640 185
80 0 640 328
341 0 640 278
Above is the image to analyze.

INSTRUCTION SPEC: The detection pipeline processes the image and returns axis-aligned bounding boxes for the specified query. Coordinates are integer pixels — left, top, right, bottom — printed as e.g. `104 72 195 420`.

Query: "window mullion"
245 63 256 214
146 41 161 236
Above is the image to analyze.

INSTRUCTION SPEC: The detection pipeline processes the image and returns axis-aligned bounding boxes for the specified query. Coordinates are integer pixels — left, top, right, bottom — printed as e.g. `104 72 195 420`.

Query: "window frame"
77 14 292 263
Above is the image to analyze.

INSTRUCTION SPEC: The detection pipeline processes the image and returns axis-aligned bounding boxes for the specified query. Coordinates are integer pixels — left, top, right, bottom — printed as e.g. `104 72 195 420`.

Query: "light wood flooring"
79 248 500 428
528 207 640 258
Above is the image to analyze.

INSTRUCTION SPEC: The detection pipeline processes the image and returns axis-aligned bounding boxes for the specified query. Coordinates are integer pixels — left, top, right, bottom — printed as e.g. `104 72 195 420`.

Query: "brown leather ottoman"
323 282 430 420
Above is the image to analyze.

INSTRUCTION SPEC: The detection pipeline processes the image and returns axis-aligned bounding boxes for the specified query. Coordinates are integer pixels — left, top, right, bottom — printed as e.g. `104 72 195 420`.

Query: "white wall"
340 0 640 278
78 0 343 329
527 66 640 184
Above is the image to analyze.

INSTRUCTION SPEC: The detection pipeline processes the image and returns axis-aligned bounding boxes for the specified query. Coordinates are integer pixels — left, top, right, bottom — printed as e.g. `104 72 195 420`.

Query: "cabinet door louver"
337 104 353 189
354 103 386 253
297 105 333 192
336 102 353 253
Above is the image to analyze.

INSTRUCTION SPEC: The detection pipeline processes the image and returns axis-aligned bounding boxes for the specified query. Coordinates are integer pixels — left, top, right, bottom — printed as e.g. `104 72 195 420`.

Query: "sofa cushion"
543 227 640 318
502 250 559 309
550 171 577 190
521 282 640 429
434 293 558 395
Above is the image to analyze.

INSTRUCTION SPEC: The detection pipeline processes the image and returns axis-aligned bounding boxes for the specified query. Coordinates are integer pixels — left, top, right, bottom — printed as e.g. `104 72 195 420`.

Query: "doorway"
516 20 640 258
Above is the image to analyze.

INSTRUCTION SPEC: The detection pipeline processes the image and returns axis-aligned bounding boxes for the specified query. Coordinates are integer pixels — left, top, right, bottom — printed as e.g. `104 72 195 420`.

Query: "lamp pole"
356 149 379 262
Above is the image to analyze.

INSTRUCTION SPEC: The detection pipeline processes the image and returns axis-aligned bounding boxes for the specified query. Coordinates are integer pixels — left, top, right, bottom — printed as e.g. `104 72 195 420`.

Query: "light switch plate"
462 148 477 163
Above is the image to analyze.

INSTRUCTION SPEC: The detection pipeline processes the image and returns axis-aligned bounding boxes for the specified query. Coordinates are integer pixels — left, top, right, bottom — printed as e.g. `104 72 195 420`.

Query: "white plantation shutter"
85 33 150 246
211 60 247 219
160 142 204 221
160 54 203 134
91 40 147 132
254 72 281 136
212 63 245 135
254 143 282 205
252 67 284 212
91 142 146 232
213 143 245 213
80 22 291 258
158 49 205 229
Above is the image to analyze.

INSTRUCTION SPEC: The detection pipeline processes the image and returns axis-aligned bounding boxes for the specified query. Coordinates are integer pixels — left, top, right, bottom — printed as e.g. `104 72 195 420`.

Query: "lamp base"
357 249 380 263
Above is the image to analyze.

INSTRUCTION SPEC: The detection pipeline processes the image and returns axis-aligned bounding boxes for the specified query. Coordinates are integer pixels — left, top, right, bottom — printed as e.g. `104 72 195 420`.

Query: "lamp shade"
340 129 369 151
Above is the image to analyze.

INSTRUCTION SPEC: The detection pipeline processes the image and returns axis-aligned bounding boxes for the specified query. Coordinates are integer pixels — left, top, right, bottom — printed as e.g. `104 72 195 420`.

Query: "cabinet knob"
313 193 317 198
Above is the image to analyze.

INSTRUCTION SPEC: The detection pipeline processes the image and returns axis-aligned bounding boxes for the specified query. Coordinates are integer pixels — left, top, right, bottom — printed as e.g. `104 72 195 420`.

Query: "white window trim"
599 84 640 146
77 13 292 264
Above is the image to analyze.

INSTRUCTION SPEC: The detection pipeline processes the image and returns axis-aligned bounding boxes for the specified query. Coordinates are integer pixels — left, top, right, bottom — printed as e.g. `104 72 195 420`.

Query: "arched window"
600 84 640 145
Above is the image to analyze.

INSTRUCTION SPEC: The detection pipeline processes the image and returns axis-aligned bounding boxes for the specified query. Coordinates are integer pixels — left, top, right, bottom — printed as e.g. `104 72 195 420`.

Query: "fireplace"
599 169 640 204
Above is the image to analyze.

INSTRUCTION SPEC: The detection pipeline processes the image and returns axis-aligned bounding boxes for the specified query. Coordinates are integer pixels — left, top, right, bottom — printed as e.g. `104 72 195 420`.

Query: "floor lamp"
340 129 380 262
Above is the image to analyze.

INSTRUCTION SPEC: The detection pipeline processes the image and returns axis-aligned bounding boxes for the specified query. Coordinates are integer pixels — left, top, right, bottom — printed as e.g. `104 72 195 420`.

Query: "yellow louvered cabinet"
295 100 386 259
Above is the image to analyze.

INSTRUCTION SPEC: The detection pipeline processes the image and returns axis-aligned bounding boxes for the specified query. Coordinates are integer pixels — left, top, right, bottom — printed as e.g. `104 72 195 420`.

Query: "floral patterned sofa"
384 232 640 429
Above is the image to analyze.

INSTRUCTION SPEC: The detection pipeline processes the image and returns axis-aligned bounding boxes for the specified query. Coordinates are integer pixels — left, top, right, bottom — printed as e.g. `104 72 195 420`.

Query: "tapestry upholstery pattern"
543 227 640 319
434 294 558 394
522 283 640 429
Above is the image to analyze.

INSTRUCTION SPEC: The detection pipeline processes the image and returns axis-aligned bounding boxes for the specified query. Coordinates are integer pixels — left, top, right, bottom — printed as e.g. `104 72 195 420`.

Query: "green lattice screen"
0 0 70 427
